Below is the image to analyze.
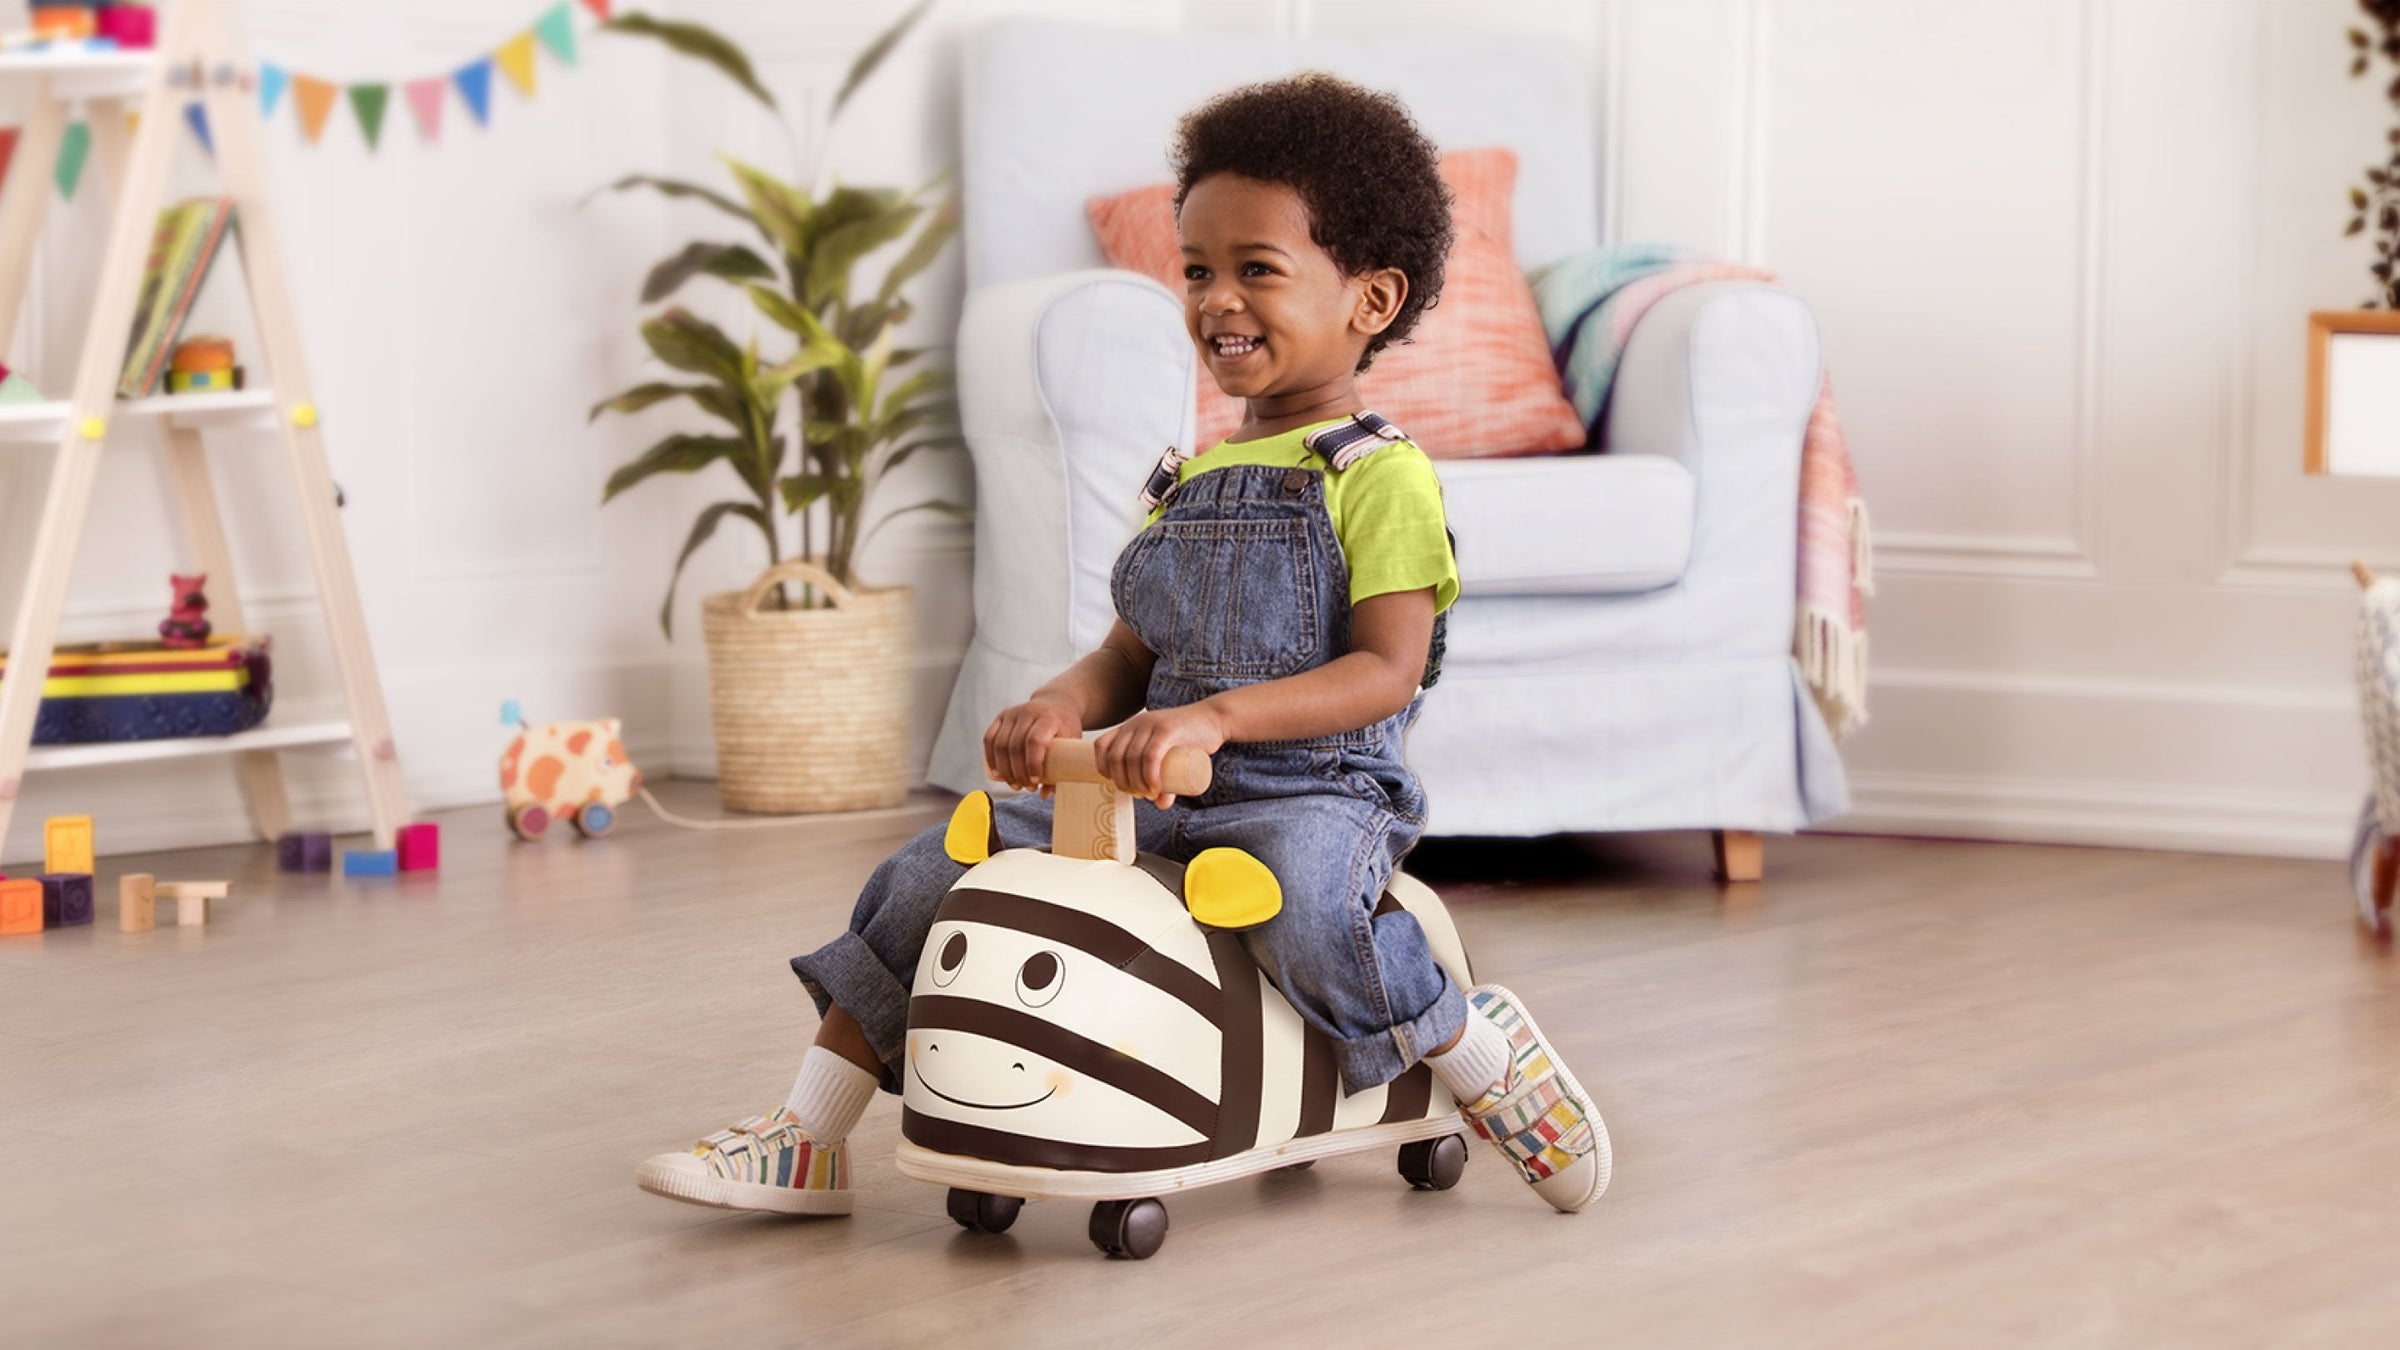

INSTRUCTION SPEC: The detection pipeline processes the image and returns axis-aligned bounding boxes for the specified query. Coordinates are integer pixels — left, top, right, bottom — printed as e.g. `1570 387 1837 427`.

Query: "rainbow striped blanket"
1533 246 1871 739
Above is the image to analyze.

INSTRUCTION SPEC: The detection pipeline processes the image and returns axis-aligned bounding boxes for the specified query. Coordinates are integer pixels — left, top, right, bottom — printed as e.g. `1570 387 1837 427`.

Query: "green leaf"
603 12 777 110
659 500 772 638
722 156 812 259
582 173 756 227
831 0 932 121
641 241 776 304
2353 27 2373 49
590 381 707 422
877 191 961 304
875 368 946 423
757 348 840 404
744 281 815 336
603 433 747 502
641 308 747 382
857 494 971 557
804 193 920 309
872 431 966 477
780 471 838 515
2350 217 2369 236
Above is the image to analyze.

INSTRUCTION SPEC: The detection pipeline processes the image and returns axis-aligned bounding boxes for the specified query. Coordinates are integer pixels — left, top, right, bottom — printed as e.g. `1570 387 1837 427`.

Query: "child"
639 73 1607 1216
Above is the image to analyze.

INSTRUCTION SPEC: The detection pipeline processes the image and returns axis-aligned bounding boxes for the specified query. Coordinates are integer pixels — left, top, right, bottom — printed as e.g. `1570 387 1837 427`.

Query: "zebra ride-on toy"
895 739 1477 1260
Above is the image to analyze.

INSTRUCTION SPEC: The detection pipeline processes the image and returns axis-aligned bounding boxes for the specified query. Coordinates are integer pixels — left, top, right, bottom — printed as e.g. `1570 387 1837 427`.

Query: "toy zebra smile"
894 740 1475 1259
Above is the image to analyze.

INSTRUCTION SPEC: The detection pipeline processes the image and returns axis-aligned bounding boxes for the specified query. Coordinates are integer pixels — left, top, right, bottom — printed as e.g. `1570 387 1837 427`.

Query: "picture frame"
2305 308 2400 476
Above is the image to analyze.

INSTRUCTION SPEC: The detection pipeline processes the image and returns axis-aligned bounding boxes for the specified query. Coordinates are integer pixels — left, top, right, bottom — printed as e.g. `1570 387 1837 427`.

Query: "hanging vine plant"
2346 1 2400 307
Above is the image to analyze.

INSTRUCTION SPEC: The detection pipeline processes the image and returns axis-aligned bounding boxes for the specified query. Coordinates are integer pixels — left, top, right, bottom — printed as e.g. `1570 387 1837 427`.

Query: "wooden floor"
4 786 2398 1348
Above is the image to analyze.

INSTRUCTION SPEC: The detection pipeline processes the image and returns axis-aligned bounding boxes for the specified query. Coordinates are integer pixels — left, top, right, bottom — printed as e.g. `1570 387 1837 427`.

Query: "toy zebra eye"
1014 951 1063 1007
931 931 968 987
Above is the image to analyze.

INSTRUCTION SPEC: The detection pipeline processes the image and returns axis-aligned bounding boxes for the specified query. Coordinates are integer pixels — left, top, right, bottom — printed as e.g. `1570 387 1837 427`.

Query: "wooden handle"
2356 559 2378 591
1041 738 1212 797
738 558 855 613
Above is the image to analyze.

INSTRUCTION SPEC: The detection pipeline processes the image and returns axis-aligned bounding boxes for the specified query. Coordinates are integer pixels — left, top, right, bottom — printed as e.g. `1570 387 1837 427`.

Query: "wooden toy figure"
157 572 211 648
500 710 642 841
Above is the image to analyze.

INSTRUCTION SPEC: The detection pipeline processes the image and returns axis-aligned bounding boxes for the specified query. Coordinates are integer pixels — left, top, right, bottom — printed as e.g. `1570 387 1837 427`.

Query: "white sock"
1426 1009 1511 1104
782 1047 878 1143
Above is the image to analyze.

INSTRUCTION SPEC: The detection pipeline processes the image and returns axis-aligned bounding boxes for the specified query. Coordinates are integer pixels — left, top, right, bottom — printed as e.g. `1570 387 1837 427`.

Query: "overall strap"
1302 410 1410 471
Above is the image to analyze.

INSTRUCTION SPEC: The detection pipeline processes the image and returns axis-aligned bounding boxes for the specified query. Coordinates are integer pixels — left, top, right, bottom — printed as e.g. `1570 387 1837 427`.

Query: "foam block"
397 822 439 872
44 815 93 874
343 849 397 876
0 878 42 935
302 832 333 872
38 872 92 927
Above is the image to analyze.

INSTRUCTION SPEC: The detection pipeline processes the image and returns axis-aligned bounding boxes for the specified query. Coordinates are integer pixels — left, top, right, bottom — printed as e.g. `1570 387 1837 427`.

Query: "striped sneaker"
1456 985 1613 1213
635 1110 852 1216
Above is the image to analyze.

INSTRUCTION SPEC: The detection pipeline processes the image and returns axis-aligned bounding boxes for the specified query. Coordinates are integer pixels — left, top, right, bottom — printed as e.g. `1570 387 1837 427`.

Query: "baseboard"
1825 770 2357 861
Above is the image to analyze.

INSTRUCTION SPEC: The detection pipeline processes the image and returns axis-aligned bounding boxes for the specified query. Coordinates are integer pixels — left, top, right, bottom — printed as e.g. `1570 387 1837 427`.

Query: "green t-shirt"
1143 417 1459 613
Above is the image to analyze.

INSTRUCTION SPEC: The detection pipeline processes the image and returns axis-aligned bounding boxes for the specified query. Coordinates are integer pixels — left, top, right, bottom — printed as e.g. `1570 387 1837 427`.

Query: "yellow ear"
945 791 997 865
1184 848 1282 929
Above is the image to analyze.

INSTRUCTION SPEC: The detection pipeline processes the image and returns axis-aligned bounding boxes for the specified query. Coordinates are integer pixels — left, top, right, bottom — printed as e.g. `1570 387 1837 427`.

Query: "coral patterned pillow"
1085 147 1585 460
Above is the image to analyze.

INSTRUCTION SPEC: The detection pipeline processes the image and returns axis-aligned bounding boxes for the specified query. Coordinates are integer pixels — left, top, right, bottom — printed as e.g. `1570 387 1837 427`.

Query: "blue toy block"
342 848 397 877
38 872 93 927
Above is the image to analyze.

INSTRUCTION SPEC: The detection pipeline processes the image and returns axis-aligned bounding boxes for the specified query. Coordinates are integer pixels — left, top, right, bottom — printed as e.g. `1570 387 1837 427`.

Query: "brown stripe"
1131 852 1187 897
1297 1028 1337 1138
908 993 1219 1139
1379 1063 1433 1124
937 887 1220 1027
901 1107 1213 1174
1205 929 1261 1159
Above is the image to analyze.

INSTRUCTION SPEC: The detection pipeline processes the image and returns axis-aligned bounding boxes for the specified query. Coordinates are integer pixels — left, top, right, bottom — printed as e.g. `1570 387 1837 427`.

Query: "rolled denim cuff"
790 932 913 1094
1330 973 1468 1096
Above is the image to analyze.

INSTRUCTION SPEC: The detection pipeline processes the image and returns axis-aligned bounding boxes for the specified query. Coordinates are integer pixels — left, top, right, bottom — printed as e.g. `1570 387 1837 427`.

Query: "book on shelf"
117 197 237 399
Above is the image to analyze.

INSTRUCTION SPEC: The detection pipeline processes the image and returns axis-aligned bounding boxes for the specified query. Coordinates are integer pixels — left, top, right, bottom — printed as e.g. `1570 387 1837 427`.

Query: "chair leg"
1713 829 1763 884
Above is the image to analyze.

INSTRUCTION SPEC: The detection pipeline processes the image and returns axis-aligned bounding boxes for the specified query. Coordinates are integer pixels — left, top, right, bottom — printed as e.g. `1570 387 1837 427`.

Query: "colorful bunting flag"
349 84 390 150
494 31 539 98
454 59 493 126
404 77 446 142
256 4 611 151
534 4 577 66
292 75 339 144
184 102 213 155
53 120 89 200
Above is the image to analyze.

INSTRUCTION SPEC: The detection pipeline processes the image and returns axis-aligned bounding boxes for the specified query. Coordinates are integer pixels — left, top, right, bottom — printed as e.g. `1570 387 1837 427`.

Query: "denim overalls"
793 452 1467 1096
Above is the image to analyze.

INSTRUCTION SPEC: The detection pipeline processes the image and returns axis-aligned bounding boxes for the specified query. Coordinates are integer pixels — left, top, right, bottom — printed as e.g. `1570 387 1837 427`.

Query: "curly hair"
1170 72 1454 372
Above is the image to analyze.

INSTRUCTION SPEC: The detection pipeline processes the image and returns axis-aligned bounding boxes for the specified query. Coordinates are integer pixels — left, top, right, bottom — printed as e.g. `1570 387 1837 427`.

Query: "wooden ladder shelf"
0 0 407 858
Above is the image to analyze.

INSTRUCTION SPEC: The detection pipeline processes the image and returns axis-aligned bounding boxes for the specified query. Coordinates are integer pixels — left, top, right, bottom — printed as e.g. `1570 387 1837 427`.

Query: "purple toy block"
277 832 305 871
343 848 397 877
302 832 333 872
38 872 93 927
397 822 439 872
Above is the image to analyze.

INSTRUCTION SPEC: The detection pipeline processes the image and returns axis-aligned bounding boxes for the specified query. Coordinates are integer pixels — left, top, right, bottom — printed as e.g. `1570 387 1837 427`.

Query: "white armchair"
928 19 1848 858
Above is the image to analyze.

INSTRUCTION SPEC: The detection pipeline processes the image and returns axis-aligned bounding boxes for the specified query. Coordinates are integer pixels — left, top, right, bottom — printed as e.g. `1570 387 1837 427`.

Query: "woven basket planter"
700 558 914 814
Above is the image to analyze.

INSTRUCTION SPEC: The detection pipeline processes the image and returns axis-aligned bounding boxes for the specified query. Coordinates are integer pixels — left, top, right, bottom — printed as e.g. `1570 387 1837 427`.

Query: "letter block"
39 872 92 927
0 878 42 935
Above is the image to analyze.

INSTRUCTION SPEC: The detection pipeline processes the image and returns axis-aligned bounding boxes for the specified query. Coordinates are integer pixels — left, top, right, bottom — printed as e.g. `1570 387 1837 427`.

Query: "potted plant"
592 4 962 813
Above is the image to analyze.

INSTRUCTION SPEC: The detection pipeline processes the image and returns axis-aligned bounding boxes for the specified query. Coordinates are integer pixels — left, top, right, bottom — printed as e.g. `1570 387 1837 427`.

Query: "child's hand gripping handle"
1042 738 1212 798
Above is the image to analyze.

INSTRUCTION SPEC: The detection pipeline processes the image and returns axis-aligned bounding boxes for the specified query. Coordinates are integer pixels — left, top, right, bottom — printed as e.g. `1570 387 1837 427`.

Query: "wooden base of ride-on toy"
897 741 1482 1260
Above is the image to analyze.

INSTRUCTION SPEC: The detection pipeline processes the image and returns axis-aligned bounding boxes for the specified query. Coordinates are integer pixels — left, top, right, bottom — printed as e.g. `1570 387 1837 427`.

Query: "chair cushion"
1085 148 1586 461
1435 454 1694 596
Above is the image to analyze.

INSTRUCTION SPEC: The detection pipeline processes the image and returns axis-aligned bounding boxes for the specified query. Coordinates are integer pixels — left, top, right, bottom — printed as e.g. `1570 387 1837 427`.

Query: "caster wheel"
508 804 550 841
1275 1159 1316 1172
575 802 617 839
1088 1197 1168 1260
1397 1133 1468 1191
946 1188 1022 1234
